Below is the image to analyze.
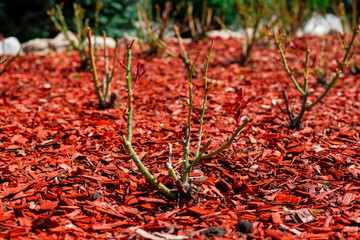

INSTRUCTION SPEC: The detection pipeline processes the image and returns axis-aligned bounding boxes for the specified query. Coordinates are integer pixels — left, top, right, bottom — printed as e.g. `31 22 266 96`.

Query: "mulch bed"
0 35 359 239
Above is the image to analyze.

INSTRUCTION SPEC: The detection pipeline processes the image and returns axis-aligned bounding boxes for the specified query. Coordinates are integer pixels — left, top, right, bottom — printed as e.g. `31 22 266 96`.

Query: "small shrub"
121 41 250 199
136 0 172 55
185 1 213 42
87 28 119 110
276 0 313 36
48 1 102 69
272 25 359 129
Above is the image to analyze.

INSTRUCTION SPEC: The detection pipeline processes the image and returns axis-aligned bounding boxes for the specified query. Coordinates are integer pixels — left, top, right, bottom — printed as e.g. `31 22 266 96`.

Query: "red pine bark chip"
0 35 359 239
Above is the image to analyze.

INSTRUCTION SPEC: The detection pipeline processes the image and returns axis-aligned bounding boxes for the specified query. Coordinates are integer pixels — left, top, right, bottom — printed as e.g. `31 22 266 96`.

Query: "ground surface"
0 36 359 240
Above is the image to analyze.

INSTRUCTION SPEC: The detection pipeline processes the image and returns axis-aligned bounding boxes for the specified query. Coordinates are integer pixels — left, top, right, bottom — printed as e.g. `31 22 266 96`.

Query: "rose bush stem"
126 41 134 142
88 28 103 102
182 53 199 184
88 28 119 109
195 40 214 157
122 40 175 199
122 40 250 199
273 25 359 129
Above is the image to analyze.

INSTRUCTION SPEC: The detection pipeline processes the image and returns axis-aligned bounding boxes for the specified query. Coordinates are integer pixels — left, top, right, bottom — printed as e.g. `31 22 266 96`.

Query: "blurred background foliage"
0 0 358 42
0 0 138 42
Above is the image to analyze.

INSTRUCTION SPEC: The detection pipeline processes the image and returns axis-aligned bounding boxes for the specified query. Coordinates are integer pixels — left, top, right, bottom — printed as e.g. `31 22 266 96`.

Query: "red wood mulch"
0 35 359 240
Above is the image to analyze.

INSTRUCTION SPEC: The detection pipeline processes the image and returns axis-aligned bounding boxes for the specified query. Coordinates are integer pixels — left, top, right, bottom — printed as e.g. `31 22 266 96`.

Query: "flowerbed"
0 36 359 239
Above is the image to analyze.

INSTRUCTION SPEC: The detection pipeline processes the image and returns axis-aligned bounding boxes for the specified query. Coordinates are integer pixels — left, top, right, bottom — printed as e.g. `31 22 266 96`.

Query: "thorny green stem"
187 140 211 175
122 40 175 199
104 32 109 76
273 30 306 95
103 31 110 98
281 89 293 121
73 3 89 57
126 41 134 142
182 52 199 184
48 9 62 32
122 136 175 199
303 46 310 93
87 28 104 102
290 46 311 128
196 40 214 157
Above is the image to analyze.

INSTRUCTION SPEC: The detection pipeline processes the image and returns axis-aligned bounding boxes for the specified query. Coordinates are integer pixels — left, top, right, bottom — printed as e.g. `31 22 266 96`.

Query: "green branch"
303 46 310 93
121 40 251 199
122 136 175 199
87 28 104 102
196 40 214 157
182 53 199 183
126 41 133 142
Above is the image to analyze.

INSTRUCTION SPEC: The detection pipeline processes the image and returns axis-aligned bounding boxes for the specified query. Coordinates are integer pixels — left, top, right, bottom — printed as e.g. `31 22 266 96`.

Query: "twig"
166 143 179 182
195 40 214 157
273 30 305 95
126 40 134 142
182 53 199 183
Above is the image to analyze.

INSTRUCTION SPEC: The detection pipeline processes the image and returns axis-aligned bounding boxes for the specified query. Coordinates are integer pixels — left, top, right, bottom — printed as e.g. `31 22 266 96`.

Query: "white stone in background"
304 13 343 36
89 35 116 49
0 37 21 55
22 31 116 55
49 31 79 52
207 29 244 39
22 38 52 55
